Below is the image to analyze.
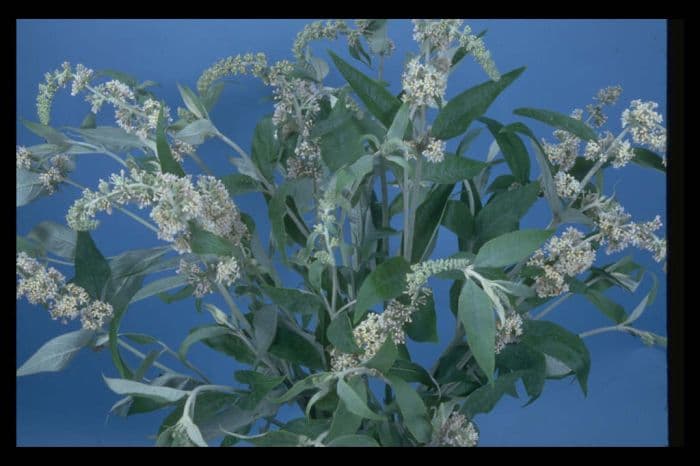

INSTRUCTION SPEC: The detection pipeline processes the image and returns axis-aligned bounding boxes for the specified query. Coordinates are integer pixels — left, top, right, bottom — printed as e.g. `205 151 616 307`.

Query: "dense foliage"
16 19 666 447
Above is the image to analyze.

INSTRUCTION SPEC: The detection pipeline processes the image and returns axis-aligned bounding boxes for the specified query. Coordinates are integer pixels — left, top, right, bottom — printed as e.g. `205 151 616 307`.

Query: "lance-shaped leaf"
458 279 496 382
17 168 48 207
17 330 94 376
156 105 186 177
336 377 385 421
26 221 76 259
474 229 554 268
431 67 525 140
327 313 361 354
177 83 209 120
354 257 411 318
421 154 487 184
474 181 540 245
173 119 216 145
632 147 666 173
479 117 531 183
513 107 597 141
328 51 402 128
386 375 432 443
73 231 111 300
103 376 188 403
410 183 454 263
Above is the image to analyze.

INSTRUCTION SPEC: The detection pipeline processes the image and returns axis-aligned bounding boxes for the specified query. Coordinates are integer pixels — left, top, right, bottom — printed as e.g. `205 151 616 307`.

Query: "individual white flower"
432 412 479 447
621 99 666 152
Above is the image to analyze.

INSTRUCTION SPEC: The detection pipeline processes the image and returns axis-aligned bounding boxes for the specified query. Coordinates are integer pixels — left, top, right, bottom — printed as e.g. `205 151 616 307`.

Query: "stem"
216 282 253 335
44 257 74 266
187 152 213 175
71 141 128 167
85 84 148 118
532 293 572 320
117 338 178 376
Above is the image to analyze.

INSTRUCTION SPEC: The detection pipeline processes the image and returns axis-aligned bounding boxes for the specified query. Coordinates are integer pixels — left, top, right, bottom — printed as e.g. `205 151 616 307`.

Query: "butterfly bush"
16 19 667 447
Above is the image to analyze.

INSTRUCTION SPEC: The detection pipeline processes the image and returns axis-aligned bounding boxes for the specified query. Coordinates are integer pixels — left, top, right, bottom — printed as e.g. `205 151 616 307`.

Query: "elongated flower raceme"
16 252 113 330
432 412 479 447
66 167 247 253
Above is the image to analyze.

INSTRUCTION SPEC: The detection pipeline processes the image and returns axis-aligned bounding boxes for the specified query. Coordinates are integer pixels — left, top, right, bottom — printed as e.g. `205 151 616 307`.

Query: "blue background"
16 19 667 446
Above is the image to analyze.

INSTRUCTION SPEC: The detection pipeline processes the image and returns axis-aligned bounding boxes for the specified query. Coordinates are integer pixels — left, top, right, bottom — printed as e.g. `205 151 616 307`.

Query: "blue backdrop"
16 19 667 446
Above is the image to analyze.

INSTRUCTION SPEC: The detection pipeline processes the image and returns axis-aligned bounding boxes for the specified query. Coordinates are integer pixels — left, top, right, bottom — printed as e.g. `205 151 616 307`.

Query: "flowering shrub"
16 19 667 447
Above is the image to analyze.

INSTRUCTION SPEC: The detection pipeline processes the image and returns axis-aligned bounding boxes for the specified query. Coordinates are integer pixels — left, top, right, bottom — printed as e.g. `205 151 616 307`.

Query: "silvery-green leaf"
27 221 77 259
622 273 659 326
174 119 216 145
177 83 208 120
458 279 496 382
17 168 47 207
76 126 145 152
514 107 597 141
17 329 94 376
103 376 188 403
336 377 384 421
543 354 573 378
22 119 70 147
474 229 554 268
253 305 278 353
130 275 189 304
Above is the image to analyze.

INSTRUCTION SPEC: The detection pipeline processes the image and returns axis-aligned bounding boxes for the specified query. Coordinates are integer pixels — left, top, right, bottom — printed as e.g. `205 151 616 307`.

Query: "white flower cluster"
196 52 269 95
583 132 635 169
527 227 597 298
292 20 352 59
591 198 666 262
585 85 623 128
553 171 581 199
17 146 73 194
330 292 429 371
432 412 479 447
495 311 524 354
406 257 472 300
66 168 247 253
36 62 90 125
16 252 113 330
214 256 242 287
542 129 580 172
458 24 500 81
401 57 447 109
412 19 464 51
422 137 446 163
176 259 212 297
621 99 667 153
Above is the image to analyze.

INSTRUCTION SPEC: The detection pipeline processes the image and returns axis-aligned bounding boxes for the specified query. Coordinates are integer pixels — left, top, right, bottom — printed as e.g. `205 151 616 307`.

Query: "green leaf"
460 371 522 418
17 329 93 376
364 338 398 374
328 376 366 440
96 68 138 87
177 83 209 120
156 105 186 177
179 325 232 360
386 102 410 141
474 229 554 268
388 360 434 387
122 333 159 345
16 235 45 257
251 117 278 182
410 184 454 263
22 119 69 148
513 107 597 141
221 173 261 196
327 435 380 447
474 181 540 244
622 274 659 326
431 67 525 140
80 112 97 129
521 320 591 395
173 119 216 145
479 117 531 183
458 279 496 382
328 51 402 128
269 179 312 260
103 376 188 403
496 343 546 403
355 257 411 317
73 231 111 300
158 285 194 304
318 102 366 171
632 147 666 173
188 222 235 256
17 168 48 207
336 377 385 421
130 275 189 304
249 431 310 447
274 372 333 403
405 293 438 343
582 289 628 324
234 371 285 400
26 221 77 259
253 305 278 353
386 375 432 443
269 320 324 369
261 285 323 315
75 127 145 152
441 200 475 241
421 154 487 184
328 314 362 354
